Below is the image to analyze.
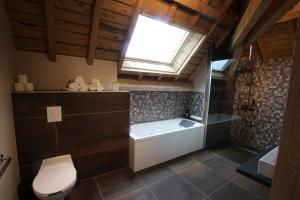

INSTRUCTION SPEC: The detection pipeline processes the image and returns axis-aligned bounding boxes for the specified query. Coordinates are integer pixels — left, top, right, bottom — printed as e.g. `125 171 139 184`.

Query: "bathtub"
129 118 205 172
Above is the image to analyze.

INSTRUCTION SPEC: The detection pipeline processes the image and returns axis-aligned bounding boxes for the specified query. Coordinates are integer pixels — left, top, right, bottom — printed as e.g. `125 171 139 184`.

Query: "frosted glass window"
125 15 190 64
212 59 232 71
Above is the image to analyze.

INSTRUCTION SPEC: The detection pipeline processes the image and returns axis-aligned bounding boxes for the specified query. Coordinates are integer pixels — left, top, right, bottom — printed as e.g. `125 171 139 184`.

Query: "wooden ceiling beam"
287 20 296 46
185 0 234 82
243 0 299 48
87 0 103 65
269 14 300 200
231 0 273 48
228 0 299 78
187 55 208 82
277 2 300 23
118 0 144 76
45 0 56 62
257 38 269 62
225 46 243 78
173 0 237 27
215 29 231 48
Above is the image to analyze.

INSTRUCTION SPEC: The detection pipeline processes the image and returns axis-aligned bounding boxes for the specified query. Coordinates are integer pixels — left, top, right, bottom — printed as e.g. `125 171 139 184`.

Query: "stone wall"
231 56 292 150
130 91 204 124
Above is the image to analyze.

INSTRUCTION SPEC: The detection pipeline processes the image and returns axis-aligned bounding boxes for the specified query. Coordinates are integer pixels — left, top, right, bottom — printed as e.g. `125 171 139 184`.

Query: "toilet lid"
33 163 76 195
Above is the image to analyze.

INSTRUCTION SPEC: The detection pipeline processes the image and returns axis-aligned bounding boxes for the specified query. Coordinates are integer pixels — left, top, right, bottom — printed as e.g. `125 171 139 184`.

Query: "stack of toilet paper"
14 74 34 92
65 76 104 92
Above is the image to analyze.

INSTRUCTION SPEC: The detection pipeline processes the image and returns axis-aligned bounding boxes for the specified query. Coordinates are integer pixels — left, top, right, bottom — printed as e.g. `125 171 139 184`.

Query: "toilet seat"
33 155 77 197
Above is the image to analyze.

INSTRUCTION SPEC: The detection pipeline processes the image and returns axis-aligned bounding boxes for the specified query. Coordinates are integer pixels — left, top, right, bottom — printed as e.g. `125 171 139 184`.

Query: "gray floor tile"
233 175 270 199
149 174 206 200
136 164 174 185
67 179 102 200
113 187 156 200
210 182 261 200
96 168 143 200
210 146 256 164
203 156 239 179
178 162 228 195
189 150 217 163
166 156 198 172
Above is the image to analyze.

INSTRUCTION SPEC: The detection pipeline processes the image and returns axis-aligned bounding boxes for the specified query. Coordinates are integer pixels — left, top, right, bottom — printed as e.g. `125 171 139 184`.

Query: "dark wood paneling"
55 92 130 115
12 92 130 180
74 145 129 179
12 93 54 118
19 162 41 181
57 111 129 156
14 118 57 165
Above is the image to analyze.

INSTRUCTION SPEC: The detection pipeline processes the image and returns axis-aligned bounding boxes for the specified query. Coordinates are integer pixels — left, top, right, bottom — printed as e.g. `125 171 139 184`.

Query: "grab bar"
0 154 11 178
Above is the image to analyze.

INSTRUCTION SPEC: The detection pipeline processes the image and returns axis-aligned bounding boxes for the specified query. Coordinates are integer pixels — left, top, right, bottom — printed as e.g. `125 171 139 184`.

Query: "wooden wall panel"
12 92 130 180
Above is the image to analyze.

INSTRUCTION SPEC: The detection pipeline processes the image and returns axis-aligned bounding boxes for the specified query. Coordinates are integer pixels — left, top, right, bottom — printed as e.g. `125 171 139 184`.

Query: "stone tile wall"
231 56 292 150
130 91 204 124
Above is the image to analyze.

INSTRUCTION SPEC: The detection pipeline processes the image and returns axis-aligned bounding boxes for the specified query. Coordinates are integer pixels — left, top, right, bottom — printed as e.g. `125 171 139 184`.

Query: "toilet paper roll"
14 83 25 92
74 76 85 84
24 83 34 91
17 74 28 83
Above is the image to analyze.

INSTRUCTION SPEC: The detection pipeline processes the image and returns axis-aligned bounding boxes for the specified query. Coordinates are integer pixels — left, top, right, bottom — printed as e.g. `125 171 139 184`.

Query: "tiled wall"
12 92 130 180
231 57 292 150
130 91 204 124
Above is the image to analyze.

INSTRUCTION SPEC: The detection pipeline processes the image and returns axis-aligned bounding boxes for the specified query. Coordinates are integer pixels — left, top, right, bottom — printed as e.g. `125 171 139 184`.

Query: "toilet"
33 155 77 200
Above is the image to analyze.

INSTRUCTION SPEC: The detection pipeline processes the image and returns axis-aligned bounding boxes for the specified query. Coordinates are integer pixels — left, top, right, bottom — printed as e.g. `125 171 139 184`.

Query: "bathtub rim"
130 118 204 142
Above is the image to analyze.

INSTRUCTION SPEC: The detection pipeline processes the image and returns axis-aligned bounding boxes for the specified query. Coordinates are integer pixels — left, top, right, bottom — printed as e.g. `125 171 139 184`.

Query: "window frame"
121 14 206 76
212 59 233 72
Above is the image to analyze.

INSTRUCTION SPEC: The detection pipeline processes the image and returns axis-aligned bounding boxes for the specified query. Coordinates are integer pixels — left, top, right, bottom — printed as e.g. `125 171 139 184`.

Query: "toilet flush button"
47 106 62 123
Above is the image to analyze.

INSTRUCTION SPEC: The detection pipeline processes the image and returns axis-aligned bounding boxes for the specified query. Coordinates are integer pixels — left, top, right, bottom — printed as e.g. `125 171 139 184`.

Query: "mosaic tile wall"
231 56 292 150
130 91 204 124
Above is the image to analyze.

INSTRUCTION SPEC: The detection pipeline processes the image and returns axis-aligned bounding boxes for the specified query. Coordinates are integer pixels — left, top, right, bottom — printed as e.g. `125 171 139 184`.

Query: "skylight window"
125 15 190 64
121 14 205 75
212 59 233 71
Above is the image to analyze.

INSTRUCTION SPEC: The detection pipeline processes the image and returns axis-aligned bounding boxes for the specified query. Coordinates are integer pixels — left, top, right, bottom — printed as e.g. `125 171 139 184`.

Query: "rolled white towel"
68 82 80 91
88 84 97 91
74 76 85 84
96 83 104 91
91 78 100 85
79 82 89 92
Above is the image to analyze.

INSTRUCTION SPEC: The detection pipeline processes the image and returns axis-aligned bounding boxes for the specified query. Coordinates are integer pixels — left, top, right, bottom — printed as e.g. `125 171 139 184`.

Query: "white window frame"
121 14 206 76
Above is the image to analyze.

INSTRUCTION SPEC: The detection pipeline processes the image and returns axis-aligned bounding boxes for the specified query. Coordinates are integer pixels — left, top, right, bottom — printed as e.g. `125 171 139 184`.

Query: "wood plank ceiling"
4 0 242 82
4 0 298 82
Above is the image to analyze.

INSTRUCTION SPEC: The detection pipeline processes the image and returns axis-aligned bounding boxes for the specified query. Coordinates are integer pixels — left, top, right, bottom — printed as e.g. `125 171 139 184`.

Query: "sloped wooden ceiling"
4 0 243 82
4 0 298 82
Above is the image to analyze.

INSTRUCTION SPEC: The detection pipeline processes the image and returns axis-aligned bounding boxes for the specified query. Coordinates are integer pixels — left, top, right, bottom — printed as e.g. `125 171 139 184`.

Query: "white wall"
0 0 20 199
192 66 207 92
14 51 118 90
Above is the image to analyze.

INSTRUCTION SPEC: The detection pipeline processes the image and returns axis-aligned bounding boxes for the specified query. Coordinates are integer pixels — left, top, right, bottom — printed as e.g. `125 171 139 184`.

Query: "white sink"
257 146 279 179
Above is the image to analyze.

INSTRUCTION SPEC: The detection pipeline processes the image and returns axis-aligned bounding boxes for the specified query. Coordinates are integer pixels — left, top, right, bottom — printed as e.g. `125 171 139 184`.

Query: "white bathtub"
129 118 205 172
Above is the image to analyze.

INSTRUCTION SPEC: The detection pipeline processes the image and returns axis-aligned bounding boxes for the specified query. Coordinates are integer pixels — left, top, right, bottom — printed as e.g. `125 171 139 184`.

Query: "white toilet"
33 155 77 200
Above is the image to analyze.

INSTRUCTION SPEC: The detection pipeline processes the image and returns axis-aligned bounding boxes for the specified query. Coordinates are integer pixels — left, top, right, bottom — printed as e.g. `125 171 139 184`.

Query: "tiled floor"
66 146 270 200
